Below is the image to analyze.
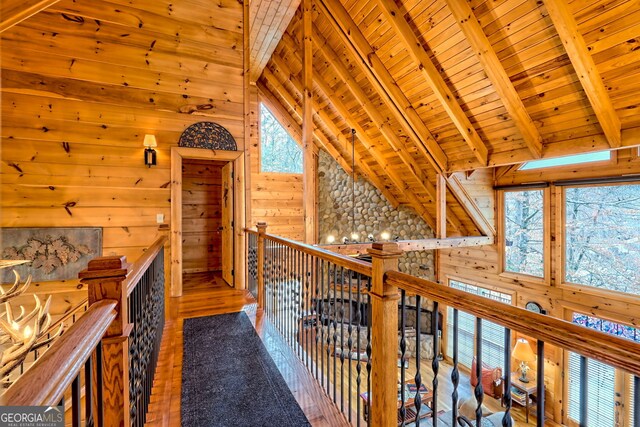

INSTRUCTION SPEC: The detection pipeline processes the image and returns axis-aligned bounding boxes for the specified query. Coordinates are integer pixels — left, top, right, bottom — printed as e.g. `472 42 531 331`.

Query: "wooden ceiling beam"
266 55 402 207
373 0 488 166
543 0 621 148
259 71 350 173
316 0 448 173
445 0 543 159
270 48 439 228
0 0 61 33
306 28 466 235
261 67 401 207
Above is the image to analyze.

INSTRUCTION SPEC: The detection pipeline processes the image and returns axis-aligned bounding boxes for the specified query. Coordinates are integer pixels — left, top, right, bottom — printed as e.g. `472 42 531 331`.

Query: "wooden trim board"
170 147 246 296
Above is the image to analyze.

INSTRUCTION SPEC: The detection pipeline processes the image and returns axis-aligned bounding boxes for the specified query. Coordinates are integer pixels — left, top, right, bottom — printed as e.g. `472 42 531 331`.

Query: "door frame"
170 147 245 296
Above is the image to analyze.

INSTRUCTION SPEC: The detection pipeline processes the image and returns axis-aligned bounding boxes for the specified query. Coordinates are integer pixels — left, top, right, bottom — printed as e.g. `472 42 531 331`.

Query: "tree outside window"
260 103 303 174
565 184 640 296
504 190 544 277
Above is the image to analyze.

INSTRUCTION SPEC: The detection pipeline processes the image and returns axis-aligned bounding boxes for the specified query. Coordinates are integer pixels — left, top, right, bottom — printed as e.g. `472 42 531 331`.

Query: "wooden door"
221 162 234 285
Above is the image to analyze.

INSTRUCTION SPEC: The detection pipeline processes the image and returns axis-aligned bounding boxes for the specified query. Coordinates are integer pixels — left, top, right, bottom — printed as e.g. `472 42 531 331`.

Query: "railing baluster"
72 373 81 427
579 356 588 427
306 253 311 369
475 318 483 427
366 276 372 427
400 290 407 427
537 340 545 426
320 260 326 392
414 295 422 427
634 375 639 427
85 356 93 427
356 272 363 427
432 301 439 423
298 249 303 359
315 256 320 381
348 268 353 424
502 328 512 427
96 342 104 427
451 308 459 425
291 246 295 348
333 263 338 404
326 263 333 396
340 266 345 414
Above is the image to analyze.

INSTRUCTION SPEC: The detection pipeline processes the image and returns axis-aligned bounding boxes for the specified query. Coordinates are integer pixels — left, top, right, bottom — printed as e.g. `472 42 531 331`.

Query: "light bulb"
380 231 390 241
350 232 359 242
326 235 335 244
23 325 32 339
11 321 19 331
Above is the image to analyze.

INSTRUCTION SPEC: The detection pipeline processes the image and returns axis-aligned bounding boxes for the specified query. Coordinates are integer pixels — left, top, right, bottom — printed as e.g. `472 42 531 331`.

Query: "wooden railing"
2 236 167 427
246 224 640 427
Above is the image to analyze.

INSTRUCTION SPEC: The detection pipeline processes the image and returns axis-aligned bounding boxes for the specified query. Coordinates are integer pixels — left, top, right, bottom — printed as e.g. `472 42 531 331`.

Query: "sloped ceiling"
258 0 640 232
249 0 301 80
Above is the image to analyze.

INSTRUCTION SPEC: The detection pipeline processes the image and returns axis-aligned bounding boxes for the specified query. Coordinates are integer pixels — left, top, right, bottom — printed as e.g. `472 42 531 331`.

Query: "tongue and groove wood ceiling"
258 0 640 231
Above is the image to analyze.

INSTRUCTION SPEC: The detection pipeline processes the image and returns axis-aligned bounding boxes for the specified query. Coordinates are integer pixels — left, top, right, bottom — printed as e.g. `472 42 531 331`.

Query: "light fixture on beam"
144 134 157 168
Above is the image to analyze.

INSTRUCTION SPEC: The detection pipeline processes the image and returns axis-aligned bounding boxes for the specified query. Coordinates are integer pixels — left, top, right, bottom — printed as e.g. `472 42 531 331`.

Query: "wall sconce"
144 134 157 167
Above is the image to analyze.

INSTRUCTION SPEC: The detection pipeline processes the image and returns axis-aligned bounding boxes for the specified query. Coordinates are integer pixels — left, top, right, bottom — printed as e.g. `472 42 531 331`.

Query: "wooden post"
302 0 317 244
256 222 268 308
368 242 402 427
79 256 132 427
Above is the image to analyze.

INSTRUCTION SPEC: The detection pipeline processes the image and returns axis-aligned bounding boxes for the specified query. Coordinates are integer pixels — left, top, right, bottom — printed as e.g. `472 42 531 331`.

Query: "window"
568 353 615 426
504 190 545 278
520 151 610 170
446 281 512 370
568 313 640 426
565 184 640 295
259 103 303 173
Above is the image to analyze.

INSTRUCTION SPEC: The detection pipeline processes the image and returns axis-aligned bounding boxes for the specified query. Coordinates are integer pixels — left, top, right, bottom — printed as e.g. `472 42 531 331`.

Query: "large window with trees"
259 103 303 174
564 183 640 296
503 189 545 278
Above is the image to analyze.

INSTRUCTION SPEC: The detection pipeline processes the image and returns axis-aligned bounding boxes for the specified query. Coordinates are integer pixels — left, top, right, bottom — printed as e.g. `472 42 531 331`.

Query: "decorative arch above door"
178 122 238 151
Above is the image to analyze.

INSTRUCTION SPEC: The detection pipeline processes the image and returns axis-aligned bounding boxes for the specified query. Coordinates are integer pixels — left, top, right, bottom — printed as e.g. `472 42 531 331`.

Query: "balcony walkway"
145 271 349 426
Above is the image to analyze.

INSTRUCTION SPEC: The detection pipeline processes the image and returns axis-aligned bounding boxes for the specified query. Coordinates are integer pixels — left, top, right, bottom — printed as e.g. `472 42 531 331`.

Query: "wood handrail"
125 236 167 296
386 270 640 376
0 300 117 406
262 233 373 277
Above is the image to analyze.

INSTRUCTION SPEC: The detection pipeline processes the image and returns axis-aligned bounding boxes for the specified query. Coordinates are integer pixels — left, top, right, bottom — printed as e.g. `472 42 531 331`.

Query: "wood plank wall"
181 159 224 274
0 0 246 286
248 85 305 239
439 157 640 423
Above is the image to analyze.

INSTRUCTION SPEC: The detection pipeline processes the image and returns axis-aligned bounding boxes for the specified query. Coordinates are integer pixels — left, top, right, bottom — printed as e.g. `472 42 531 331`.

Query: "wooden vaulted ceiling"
258 0 640 231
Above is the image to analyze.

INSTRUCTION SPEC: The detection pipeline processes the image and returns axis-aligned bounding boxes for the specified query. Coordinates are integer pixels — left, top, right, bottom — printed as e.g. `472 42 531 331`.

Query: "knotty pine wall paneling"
0 0 246 289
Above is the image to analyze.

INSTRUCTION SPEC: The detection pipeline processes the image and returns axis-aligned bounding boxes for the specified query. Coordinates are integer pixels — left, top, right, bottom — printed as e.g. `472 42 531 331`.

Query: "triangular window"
260 103 303 174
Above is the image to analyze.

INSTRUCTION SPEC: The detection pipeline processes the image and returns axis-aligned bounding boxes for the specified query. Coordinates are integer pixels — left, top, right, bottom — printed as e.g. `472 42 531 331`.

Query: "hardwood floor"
146 271 542 426
145 272 349 427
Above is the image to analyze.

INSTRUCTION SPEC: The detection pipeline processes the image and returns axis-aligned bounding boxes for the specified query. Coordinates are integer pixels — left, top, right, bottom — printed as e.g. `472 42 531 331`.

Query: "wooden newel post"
368 242 402 427
79 255 132 427
256 222 268 308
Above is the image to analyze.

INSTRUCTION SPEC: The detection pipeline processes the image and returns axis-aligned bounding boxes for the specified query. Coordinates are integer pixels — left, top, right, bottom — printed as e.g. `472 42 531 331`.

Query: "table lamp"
512 338 535 383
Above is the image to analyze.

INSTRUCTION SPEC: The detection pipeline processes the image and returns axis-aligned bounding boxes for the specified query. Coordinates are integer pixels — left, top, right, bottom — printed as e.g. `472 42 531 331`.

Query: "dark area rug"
181 312 311 427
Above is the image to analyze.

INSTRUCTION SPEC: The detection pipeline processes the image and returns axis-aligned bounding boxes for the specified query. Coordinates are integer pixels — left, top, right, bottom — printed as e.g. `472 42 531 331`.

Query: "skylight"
520 151 611 171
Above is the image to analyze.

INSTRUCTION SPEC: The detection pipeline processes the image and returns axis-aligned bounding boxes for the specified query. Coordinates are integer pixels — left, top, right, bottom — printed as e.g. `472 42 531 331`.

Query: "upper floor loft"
2 0 640 425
